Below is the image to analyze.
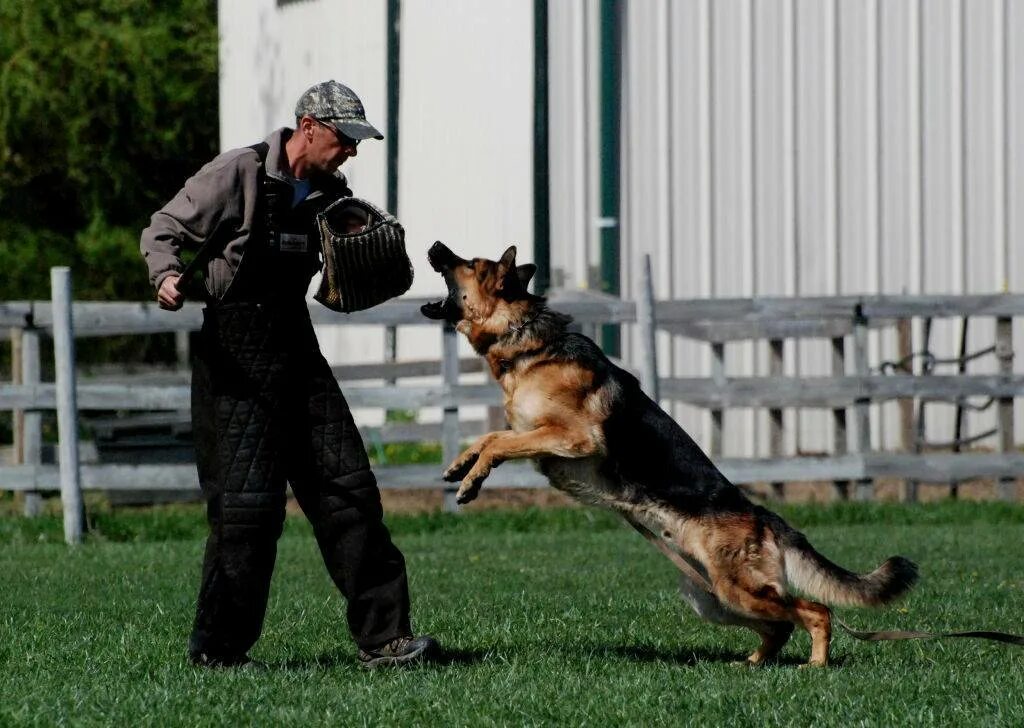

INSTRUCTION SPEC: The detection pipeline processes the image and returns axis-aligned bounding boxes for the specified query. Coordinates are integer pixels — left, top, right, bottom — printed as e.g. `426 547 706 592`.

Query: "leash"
625 516 1024 648
833 618 1024 646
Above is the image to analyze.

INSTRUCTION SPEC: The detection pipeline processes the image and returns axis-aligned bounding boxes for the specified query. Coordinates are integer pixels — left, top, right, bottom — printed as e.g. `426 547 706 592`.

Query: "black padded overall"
187 150 411 660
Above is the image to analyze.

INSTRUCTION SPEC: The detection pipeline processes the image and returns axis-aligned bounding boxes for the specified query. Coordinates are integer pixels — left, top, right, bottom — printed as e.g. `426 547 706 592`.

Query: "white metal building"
218 0 1024 456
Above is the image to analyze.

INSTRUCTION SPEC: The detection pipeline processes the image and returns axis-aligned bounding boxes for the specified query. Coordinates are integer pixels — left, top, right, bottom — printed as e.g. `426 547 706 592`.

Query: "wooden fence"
2 266 1023 542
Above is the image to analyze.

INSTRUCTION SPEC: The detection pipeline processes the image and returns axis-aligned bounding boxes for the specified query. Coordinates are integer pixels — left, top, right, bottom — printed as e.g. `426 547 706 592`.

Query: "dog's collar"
507 312 538 335
495 345 546 377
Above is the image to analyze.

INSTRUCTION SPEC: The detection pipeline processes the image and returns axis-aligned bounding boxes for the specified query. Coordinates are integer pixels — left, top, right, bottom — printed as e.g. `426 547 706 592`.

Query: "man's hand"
157 274 185 311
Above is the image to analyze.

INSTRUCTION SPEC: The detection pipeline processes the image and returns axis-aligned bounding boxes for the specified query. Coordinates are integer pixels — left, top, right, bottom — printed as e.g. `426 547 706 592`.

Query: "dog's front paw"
455 470 489 504
442 452 479 482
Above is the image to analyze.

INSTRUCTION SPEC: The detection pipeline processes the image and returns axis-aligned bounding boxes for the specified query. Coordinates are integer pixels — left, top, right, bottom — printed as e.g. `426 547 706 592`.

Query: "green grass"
2 503 1024 726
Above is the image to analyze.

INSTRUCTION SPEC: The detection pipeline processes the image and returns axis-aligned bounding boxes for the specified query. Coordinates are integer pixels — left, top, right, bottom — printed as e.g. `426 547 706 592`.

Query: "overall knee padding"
220 491 287 542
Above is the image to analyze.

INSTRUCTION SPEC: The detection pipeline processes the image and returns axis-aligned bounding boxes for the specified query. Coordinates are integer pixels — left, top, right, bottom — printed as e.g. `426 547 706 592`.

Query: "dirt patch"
283 487 578 515
381 487 578 514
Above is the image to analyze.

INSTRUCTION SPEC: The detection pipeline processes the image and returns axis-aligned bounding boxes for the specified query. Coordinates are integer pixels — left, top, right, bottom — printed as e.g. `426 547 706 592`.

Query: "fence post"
769 339 785 500
852 307 874 501
384 324 398 423
996 316 1016 501
174 330 190 370
384 325 398 385
830 336 850 500
51 267 85 544
636 255 659 401
441 322 461 513
896 318 917 502
11 328 22 463
21 328 44 517
710 342 725 459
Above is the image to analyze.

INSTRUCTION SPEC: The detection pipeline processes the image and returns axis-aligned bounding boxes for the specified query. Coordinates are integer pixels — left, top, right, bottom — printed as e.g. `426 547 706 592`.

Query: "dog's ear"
516 263 537 290
498 245 517 272
496 245 518 292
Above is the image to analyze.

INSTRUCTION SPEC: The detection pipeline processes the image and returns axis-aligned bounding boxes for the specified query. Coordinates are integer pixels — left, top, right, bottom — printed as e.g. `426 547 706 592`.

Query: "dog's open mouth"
420 299 448 319
421 241 464 320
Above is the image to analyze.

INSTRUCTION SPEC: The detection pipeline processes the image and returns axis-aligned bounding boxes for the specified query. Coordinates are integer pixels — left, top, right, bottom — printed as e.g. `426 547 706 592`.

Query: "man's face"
306 117 358 174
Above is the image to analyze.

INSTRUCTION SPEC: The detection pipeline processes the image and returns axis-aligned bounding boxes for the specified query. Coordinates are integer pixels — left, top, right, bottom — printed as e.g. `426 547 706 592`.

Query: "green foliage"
367 441 443 467
0 0 218 300
0 220 69 298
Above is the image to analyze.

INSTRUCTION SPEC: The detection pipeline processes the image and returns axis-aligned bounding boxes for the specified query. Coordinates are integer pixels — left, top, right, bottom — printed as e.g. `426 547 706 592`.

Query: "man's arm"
156 275 184 311
140 151 252 309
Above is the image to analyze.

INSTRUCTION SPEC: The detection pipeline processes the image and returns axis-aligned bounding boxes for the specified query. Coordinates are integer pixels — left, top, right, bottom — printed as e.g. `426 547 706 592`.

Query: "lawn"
1 502 1023 726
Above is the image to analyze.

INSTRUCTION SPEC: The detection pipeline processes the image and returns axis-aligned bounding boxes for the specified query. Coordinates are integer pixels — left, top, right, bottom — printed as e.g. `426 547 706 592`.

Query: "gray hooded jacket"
140 128 350 299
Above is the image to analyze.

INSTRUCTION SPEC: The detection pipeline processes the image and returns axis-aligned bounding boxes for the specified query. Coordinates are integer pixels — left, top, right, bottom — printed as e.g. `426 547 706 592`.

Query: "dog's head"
420 241 539 331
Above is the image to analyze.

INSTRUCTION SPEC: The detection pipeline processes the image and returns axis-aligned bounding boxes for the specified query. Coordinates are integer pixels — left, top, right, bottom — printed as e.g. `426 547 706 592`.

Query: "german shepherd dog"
420 241 919 667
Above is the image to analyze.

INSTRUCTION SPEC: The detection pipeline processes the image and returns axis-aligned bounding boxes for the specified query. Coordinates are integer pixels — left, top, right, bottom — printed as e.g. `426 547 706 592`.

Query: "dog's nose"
427 241 458 271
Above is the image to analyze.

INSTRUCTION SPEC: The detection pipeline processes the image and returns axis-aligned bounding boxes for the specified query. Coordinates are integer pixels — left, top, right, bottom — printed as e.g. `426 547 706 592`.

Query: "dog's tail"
781 529 918 607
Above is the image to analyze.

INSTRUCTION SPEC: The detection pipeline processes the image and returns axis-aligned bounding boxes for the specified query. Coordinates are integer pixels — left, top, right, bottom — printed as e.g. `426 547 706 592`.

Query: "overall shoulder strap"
177 142 269 297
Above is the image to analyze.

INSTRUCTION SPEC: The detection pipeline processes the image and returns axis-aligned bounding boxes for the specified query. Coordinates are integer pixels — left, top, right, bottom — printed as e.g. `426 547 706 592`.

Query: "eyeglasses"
314 118 360 149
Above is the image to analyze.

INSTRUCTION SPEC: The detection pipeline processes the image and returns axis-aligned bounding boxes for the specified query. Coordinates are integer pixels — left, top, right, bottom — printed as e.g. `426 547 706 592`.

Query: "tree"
0 0 218 300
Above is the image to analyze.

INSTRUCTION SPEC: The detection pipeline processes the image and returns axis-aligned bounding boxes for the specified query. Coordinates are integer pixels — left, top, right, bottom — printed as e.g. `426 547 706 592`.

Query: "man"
140 80 435 669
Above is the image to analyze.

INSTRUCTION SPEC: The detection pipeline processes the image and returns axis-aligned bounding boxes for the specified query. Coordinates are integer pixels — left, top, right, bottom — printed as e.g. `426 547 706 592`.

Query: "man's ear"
298 115 316 140
516 263 537 290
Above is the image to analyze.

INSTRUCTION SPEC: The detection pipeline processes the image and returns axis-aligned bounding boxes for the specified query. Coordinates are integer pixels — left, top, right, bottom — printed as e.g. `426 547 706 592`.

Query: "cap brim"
331 119 384 141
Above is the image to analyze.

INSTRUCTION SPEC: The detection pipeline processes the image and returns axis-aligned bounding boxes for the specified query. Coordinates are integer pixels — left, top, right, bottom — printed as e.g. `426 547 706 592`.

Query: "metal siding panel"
667 0 714 441
793 0 839 453
753 0 790 299
218 0 1024 454
836 0 880 296
921 0 961 294
958 1 1002 448
879 0 919 296
702 0 752 455
963 0 1000 294
1009 0 1024 438
919 0 962 445
549 2 590 288
398 0 533 287
794 0 837 296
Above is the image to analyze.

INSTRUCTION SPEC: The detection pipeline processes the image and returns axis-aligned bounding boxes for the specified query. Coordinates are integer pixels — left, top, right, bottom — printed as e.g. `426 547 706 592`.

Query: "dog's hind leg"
713 579 832 667
791 598 831 667
625 513 789 664
746 620 795 665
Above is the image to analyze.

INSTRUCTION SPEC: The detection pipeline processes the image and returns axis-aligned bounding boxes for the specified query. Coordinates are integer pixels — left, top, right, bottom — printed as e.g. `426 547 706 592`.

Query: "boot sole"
358 641 432 669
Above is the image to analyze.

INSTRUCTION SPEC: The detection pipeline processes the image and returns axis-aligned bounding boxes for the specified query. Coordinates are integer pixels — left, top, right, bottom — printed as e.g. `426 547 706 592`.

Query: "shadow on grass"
268 645 489 671
570 643 845 668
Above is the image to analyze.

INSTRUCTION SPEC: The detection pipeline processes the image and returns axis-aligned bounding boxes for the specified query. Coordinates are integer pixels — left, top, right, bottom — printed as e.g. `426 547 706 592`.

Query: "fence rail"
3 265 1022 542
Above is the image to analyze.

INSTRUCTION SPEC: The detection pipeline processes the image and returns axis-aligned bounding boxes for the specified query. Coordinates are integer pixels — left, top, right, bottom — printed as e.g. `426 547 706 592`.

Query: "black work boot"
357 635 438 669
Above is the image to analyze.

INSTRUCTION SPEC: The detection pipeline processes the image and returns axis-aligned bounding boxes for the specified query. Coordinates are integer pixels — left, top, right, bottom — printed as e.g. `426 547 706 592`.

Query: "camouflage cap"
294 80 384 141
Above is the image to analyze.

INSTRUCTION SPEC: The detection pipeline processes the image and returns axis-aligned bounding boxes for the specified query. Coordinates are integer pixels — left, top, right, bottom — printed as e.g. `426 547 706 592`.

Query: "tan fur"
428 244 905 667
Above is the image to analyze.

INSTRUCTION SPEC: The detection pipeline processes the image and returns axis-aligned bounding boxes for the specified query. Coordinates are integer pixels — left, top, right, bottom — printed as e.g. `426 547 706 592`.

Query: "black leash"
834 618 1024 646
626 517 1024 648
